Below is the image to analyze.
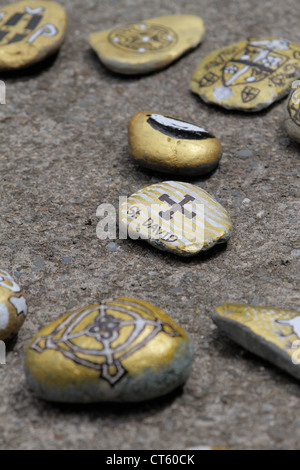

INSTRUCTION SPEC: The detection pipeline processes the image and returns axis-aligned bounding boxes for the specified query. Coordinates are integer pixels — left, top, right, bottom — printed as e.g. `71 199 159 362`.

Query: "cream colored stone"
89 15 205 75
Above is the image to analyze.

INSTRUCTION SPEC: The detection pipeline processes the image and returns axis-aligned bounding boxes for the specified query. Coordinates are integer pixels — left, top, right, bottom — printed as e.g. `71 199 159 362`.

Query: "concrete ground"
0 0 300 450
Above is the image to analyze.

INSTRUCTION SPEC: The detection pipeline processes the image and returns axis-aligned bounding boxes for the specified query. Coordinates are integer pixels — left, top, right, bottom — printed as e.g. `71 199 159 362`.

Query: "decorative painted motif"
25 298 194 402
0 1 67 70
190 37 300 111
89 15 205 75
0 269 27 341
120 181 232 256
108 23 178 54
31 299 180 386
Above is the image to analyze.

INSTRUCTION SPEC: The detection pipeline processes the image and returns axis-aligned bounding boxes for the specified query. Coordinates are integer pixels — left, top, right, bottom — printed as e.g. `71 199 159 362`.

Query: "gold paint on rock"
120 181 232 257
25 298 190 389
0 270 27 341
213 303 300 379
128 111 222 176
190 38 300 111
0 1 67 70
285 82 300 143
89 15 205 75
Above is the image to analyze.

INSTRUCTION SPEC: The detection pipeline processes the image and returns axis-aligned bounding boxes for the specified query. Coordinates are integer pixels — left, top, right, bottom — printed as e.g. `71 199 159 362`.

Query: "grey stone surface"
0 0 299 451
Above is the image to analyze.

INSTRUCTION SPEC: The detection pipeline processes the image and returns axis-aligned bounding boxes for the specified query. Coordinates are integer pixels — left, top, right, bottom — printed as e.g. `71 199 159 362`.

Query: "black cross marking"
0 30 8 41
231 58 273 74
159 194 196 220
241 85 260 103
7 33 27 44
0 11 43 45
25 14 42 30
4 12 24 26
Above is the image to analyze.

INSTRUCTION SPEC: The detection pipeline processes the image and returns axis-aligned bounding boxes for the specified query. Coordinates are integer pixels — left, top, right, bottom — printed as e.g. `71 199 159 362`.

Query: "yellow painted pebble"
212 303 300 380
89 14 205 75
285 81 300 143
25 298 194 403
0 0 67 71
119 181 232 257
190 37 300 111
0 269 27 341
128 111 222 176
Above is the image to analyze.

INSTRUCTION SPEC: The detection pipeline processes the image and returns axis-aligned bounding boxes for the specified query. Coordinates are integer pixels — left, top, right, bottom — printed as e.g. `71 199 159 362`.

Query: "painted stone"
89 15 205 75
0 1 67 71
128 111 222 176
0 269 27 341
212 303 300 380
190 37 300 111
119 181 232 257
285 81 300 143
25 298 194 403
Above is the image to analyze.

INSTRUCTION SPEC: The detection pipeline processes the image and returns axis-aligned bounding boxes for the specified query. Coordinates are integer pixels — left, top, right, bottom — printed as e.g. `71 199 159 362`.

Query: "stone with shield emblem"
89 15 205 75
190 37 300 111
0 0 67 70
25 298 194 402
285 81 300 143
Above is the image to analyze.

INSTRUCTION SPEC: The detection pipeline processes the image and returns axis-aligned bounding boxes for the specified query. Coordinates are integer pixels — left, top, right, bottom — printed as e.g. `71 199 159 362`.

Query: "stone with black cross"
0 1 67 70
119 181 232 257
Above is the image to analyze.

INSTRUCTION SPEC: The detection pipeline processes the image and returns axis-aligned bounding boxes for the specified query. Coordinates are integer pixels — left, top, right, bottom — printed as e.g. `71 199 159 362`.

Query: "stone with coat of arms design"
190 37 300 111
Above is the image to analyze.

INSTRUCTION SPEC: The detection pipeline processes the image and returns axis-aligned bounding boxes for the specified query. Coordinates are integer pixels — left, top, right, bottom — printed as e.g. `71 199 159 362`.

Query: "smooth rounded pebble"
89 14 205 75
0 0 67 71
119 181 232 257
25 297 194 403
190 37 300 111
0 269 27 341
128 111 222 176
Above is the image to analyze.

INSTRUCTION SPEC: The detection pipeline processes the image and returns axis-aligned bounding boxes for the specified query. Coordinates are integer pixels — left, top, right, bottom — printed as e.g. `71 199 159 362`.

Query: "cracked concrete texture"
0 0 300 450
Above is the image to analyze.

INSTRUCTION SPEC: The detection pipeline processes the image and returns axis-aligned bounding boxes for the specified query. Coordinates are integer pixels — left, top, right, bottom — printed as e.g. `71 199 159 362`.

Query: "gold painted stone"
25 298 194 403
89 15 205 75
119 181 232 257
285 82 300 143
190 38 300 111
128 111 222 176
0 270 27 341
0 1 67 71
212 303 300 380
